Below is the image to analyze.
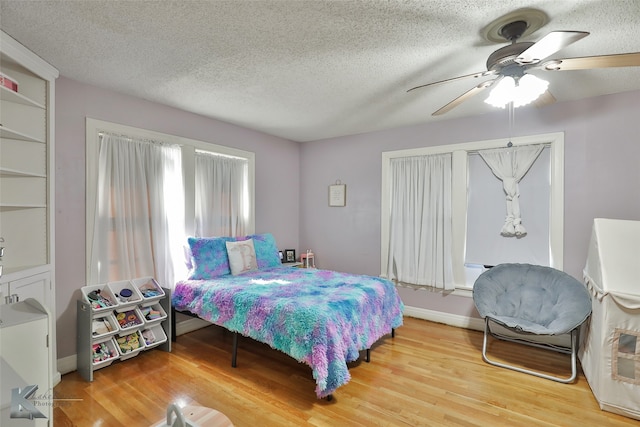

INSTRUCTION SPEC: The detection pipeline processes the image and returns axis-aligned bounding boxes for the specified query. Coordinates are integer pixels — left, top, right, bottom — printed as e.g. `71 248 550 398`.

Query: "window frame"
85 118 255 283
380 132 564 295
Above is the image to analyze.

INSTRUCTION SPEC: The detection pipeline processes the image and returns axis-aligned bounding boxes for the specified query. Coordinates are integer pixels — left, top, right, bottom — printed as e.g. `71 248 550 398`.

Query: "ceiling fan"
408 18 640 116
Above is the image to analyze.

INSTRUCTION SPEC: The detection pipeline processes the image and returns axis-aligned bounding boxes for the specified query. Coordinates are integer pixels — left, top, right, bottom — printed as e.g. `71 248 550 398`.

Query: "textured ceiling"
1 0 639 142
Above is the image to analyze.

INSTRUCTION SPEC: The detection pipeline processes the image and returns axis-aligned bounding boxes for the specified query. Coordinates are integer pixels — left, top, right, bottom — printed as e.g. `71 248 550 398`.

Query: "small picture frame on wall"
284 249 296 263
329 181 346 207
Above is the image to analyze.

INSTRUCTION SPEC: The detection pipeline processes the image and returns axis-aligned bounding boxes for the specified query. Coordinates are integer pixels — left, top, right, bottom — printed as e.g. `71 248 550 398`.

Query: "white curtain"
387 154 454 290
194 151 248 237
478 144 544 237
89 133 185 290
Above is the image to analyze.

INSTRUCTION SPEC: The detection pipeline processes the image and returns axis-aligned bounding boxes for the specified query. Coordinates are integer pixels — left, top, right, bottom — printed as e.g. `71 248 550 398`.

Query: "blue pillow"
187 236 234 279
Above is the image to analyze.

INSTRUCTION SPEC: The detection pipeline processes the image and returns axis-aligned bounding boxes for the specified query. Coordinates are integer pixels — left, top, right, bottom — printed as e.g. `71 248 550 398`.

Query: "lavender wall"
55 76 640 360
300 90 640 319
55 77 299 359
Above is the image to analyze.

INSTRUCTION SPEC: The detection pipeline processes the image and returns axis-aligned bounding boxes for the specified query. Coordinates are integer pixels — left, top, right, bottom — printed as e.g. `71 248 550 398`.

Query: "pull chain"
507 101 514 147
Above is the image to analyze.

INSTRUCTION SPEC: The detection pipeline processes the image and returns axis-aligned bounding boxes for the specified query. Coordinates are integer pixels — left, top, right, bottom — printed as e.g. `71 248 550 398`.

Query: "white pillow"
225 239 258 275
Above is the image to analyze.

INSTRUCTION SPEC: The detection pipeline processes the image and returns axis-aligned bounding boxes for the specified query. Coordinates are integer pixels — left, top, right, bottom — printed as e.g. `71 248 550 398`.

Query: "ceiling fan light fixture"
484 74 548 108
513 74 549 107
484 76 516 108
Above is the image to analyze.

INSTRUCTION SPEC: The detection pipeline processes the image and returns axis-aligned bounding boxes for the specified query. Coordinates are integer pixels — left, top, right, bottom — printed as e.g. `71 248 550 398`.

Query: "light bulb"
513 74 549 107
485 74 549 109
484 76 515 108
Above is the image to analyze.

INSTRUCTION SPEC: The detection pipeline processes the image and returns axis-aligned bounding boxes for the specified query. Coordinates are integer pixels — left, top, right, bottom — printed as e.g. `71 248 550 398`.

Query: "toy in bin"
92 342 116 363
141 305 163 321
116 287 133 303
142 329 156 346
116 309 142 329
117 332 142 353
92 318 114 336
86 289 115 309
138 279 163 298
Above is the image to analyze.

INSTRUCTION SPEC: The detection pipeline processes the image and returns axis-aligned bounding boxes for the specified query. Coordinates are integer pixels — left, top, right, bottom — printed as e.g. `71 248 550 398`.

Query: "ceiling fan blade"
516 31 589 65
540 52 640 70
432 79 496 116
407 70 495 92
533 90 556 108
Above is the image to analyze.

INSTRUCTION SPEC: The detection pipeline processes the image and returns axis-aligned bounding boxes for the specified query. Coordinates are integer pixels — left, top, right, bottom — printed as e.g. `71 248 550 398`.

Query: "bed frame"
171 307 396 400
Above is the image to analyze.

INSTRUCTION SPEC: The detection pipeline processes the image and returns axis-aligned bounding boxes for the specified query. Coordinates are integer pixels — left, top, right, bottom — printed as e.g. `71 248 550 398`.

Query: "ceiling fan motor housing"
486 42 534 73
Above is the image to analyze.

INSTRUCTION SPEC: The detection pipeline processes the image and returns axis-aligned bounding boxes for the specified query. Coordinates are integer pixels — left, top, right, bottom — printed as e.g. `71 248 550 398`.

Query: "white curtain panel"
387 154 454 290
478 144 545 237
89 133 184 290
194 152 248 237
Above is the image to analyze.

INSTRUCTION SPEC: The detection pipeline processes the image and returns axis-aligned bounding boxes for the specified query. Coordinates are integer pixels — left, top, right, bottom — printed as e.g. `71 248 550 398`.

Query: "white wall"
299 89 640 319
55 77 300 359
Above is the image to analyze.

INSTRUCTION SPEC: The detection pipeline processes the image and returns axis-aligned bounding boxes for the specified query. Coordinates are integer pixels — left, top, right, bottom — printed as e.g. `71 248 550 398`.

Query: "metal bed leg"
363 328 395 363
231 332 238 368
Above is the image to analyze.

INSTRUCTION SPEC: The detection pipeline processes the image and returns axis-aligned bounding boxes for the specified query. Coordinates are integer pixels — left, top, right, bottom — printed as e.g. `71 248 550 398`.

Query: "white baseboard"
53 371 61 386
403 305 484 331
57 354 77 376
403 306 570 348
175 317 211 336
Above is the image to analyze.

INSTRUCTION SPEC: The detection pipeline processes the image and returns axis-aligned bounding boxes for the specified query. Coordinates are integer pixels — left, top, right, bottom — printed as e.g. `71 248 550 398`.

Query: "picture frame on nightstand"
284 249 296 263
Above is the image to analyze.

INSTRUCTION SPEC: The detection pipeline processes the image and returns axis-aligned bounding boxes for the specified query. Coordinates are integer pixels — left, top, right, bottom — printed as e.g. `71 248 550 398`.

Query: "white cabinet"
0 299 52 427
0 30 58 383
1 268 51 305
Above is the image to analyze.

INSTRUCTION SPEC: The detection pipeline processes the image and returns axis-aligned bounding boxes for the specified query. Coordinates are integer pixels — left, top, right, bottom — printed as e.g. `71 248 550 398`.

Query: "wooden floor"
54 317 638 426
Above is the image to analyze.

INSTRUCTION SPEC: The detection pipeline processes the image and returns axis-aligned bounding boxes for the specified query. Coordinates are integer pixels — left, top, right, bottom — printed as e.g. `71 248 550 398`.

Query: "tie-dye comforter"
172 267 404 398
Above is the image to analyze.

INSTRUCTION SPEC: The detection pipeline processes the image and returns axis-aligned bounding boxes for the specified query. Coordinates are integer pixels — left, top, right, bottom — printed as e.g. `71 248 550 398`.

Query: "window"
194 150 250 237
381 132 563 293
86 118 255 288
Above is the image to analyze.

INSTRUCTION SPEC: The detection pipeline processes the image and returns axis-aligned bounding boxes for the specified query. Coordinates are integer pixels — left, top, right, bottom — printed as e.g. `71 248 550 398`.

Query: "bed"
172 234 404 399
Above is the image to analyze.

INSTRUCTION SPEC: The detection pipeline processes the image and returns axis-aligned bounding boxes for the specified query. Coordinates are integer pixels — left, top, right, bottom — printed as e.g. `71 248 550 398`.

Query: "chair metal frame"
481 316 579 383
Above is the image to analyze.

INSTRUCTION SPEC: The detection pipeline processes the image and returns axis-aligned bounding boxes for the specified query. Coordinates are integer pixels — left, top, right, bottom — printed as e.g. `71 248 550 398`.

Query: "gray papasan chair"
473 263 592 383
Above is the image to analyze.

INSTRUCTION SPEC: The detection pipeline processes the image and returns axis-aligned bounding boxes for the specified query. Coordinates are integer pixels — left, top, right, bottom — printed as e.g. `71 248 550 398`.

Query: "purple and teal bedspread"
172 267 404 398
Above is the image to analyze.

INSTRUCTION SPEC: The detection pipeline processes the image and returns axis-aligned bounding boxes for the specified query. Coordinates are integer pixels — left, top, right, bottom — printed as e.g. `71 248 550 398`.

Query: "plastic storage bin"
132 277 165 303
108 280 143 307
141 325 168 349
91 312 119 339
81 284 119 313
114 306 144 333
140 303 167 326
92 337 120 370
116 330 145 361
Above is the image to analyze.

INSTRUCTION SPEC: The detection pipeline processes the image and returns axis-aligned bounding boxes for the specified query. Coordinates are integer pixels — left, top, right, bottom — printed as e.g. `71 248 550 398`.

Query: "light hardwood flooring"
54 317 638 426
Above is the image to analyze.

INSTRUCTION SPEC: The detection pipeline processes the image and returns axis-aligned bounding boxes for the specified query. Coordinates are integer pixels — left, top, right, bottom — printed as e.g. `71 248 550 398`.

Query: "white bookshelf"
0 30 59 386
